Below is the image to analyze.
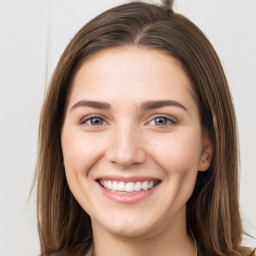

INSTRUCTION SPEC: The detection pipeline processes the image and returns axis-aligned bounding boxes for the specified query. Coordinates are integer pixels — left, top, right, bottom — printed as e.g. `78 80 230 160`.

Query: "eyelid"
146 113 178 126
78 113 178 128
79 114 109 126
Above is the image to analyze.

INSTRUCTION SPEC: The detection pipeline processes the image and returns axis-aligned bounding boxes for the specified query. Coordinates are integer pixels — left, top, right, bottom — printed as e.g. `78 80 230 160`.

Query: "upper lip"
95 175 161 182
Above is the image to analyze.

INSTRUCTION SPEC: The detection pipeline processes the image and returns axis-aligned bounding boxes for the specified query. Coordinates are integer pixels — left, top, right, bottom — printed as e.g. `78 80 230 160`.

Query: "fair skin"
61 47 213 256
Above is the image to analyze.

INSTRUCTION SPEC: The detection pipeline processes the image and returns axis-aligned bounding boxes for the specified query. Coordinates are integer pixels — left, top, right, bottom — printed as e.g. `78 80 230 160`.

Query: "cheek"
61 129 106 213
156 129 202 206
61 129 106 177
148 128 202 175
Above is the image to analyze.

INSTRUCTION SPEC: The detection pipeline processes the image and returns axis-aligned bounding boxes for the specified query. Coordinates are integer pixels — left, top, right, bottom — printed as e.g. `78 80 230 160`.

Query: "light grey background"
0 0 255 255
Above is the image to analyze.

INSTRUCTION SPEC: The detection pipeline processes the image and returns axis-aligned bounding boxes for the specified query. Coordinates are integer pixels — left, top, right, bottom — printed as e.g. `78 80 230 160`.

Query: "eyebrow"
141 100 187 112
69 99 187 112
70 100 111 111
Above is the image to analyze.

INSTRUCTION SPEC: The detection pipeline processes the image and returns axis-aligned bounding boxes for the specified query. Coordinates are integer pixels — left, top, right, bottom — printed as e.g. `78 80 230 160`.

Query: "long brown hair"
35 1 244 255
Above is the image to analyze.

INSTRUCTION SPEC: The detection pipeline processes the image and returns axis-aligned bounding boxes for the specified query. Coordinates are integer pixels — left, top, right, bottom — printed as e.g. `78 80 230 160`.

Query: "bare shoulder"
240 246 256 256
249 248 256 256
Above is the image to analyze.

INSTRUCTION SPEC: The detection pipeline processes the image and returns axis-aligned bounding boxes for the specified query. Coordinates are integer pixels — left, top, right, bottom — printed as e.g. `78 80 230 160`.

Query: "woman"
34 1 255 255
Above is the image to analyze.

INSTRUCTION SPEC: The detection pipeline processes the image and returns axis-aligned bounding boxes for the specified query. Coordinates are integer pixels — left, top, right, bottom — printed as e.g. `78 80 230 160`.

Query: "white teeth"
105 180 113 190
113 181 118 190
117 181 125 191
134 182 141 191
141 181 149 191
99 179 159 193
125 182 135 192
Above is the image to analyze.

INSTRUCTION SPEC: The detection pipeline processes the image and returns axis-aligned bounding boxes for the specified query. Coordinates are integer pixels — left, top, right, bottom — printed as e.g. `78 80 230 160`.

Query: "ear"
198 131 213 172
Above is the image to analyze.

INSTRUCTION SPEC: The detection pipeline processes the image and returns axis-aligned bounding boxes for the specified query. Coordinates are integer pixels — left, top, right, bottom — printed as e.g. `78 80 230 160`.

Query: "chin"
92 210 166 240
106 222 153 239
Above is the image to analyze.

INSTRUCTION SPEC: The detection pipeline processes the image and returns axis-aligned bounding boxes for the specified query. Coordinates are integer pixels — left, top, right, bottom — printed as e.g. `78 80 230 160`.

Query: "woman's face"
61 47 212 239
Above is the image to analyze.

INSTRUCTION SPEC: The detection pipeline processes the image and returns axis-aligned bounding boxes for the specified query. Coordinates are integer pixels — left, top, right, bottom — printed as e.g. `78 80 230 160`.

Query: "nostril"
104 128 146 165
106 144 146 166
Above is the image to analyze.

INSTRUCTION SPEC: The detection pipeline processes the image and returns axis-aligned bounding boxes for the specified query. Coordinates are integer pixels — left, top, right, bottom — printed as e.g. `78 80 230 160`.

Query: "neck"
91 214 196 256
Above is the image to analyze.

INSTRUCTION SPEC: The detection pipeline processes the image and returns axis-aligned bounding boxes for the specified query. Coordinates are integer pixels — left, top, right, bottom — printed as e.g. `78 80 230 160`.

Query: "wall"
0 0 255 255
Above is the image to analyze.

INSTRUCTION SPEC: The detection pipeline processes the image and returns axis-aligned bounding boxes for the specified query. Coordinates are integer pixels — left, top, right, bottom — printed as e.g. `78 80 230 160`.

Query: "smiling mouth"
97 179 160 193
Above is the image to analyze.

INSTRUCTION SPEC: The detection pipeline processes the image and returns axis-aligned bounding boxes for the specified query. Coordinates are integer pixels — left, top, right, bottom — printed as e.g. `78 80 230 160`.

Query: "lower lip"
97 182 159 204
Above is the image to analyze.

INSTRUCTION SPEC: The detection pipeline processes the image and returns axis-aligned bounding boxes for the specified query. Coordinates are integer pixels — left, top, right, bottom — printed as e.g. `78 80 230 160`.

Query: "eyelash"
80 115 108 127
146 114 177 127
79 114 177 128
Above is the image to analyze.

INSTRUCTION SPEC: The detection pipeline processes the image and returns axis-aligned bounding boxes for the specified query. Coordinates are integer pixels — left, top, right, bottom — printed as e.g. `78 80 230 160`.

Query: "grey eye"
154 117 168 125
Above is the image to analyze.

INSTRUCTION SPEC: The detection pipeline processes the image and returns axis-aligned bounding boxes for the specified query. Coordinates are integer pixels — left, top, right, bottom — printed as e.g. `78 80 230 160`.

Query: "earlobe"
198 132 213 172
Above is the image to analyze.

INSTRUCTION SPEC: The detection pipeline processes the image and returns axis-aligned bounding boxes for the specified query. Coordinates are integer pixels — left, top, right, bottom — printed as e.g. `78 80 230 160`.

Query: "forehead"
67 47 196 109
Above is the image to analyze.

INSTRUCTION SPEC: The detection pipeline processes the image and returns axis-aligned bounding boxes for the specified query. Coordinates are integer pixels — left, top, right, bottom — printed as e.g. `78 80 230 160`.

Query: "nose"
106 125 146 167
